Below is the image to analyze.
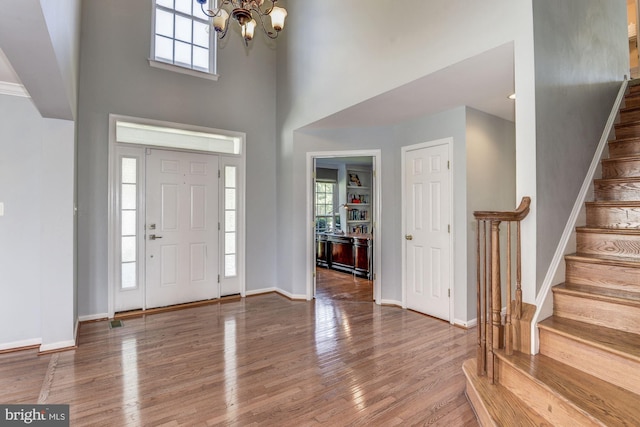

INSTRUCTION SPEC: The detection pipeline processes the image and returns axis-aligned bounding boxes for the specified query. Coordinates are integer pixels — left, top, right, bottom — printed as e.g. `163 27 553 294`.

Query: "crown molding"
0 81 29 98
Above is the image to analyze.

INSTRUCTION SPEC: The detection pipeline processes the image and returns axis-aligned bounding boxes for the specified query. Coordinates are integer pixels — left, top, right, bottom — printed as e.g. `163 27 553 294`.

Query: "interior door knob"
405 234 413 240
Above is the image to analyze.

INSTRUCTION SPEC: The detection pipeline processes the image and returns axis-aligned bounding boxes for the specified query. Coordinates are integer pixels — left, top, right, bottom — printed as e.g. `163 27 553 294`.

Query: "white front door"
145 149 219 308
404 141 451 321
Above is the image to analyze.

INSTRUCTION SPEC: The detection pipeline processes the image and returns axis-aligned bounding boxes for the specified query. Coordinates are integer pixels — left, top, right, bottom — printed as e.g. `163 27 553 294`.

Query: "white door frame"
305 149 382 303
107 114 246 318
401 138 455 324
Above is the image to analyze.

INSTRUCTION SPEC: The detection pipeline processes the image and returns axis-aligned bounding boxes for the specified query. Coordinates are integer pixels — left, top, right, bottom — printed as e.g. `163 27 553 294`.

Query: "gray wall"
276 0 541 311
466 107 516 319
77 0 278 316
533 0 628 291
293 106 473 320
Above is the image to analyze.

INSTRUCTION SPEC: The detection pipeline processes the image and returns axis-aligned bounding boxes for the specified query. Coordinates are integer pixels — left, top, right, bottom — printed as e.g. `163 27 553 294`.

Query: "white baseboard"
78 313 109 322
455 318 477 328
275 288 308 300
0 338 41 352
39 339 76 353
245 287 276 296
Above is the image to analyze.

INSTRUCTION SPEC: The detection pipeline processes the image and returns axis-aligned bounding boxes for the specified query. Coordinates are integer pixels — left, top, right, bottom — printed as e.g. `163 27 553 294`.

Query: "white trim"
0 338 41 352
305 150 383 304
0 81 29 98
39 340 76 353
275 288 308 301
531 78 629 354
78 313 110 322
455 318 478 329
148 59 220 81
245 287 277 296
401 138 455 324
107 113 246 317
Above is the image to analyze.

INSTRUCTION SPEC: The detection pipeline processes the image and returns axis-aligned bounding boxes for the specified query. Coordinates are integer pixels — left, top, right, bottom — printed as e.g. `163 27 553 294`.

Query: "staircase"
463 83 640 426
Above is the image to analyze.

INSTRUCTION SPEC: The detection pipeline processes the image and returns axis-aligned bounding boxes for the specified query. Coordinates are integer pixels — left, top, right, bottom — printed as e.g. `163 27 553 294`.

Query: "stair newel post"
515 220 522 320
505 222 513 355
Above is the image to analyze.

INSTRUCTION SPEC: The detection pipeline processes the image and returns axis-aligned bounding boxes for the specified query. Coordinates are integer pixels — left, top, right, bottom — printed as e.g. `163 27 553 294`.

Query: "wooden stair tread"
538 315 640 362
462 359 548 426
494 350 640 426
555 282 640 302
593 176 640 184
576 226 640 235
601 155 640 163
565 252 640 266
585 200 640 207
609 136 640 143
615 120 640 129
620 105 640 114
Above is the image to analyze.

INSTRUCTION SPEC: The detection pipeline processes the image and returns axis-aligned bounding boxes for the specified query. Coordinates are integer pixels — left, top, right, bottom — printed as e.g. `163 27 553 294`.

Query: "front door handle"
149 234 163 240
405 234 413 240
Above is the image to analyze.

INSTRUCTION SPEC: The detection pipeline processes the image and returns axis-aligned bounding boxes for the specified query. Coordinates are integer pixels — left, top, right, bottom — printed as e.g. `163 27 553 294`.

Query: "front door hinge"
218 222 221 231
447 160 450 170
218 169 221 178
448 289 451 297
448 224 450 233
217 274 220 283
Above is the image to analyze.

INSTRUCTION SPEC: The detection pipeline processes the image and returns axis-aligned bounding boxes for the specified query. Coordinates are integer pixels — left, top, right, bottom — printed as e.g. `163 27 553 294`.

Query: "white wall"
0 96 43 348
76 0 279 317
0 0 80 351
0 95 75 350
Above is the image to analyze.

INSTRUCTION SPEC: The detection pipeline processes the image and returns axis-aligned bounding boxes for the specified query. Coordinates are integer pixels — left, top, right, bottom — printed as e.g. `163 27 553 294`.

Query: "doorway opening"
306 151 382 304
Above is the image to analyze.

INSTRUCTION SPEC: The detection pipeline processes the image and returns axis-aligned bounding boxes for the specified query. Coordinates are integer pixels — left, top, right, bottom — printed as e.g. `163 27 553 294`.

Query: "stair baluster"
474 197 531 384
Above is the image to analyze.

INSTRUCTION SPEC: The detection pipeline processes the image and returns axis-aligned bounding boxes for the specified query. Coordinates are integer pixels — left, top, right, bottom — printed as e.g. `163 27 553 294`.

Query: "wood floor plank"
1 293 477 426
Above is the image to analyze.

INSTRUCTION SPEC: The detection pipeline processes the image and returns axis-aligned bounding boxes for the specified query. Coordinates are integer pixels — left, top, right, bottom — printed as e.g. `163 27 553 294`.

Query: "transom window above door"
151 0 217 78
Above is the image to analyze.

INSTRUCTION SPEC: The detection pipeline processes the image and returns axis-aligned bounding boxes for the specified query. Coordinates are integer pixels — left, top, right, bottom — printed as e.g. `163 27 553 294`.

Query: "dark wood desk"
316 233 372 279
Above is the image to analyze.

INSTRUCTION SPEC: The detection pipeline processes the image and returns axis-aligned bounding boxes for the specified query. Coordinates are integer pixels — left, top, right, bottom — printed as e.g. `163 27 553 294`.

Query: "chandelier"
195 0 287 47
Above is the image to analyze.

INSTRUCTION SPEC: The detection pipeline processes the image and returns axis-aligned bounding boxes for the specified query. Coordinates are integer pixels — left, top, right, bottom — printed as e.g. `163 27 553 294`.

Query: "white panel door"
146 149 219 308
405 143 451 320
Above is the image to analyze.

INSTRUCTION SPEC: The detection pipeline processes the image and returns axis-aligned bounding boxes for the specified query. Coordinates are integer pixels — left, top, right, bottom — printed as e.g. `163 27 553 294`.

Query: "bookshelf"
345 167 372 234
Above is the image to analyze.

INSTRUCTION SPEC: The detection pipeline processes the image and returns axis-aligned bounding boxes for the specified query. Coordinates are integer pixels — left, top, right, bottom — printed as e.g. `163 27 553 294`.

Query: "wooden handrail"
473 196 531 221
474 196 531 383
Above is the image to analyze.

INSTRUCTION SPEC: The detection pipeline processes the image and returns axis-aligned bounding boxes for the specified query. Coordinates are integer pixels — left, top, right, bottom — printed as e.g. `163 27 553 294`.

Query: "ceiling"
304 43 515 129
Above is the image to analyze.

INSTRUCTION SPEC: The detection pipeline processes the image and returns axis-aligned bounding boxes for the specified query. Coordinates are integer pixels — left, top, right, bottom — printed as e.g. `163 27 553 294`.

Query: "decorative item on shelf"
348 173 362 186
196 0 287 47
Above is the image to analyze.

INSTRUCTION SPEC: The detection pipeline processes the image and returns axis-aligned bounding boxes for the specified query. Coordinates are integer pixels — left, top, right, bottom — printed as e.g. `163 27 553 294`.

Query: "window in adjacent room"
151 0 216 76
315 182 339 233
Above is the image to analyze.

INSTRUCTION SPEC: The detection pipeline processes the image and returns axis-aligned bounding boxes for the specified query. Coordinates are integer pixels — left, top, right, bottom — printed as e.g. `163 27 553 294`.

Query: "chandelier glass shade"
195 0 287 46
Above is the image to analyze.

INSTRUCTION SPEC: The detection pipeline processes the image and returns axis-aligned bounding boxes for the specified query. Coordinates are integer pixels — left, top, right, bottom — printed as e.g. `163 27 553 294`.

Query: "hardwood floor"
315 267 373 302
1 294 478 426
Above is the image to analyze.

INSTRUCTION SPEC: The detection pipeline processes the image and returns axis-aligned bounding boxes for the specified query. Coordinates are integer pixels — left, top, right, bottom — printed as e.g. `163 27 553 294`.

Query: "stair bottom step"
462 358 548 427
495 350 640 427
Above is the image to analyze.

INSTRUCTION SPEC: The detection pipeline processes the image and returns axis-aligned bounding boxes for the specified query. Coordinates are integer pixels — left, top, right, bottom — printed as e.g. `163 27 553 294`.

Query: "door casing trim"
107 114 246 318
305 149 382 303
